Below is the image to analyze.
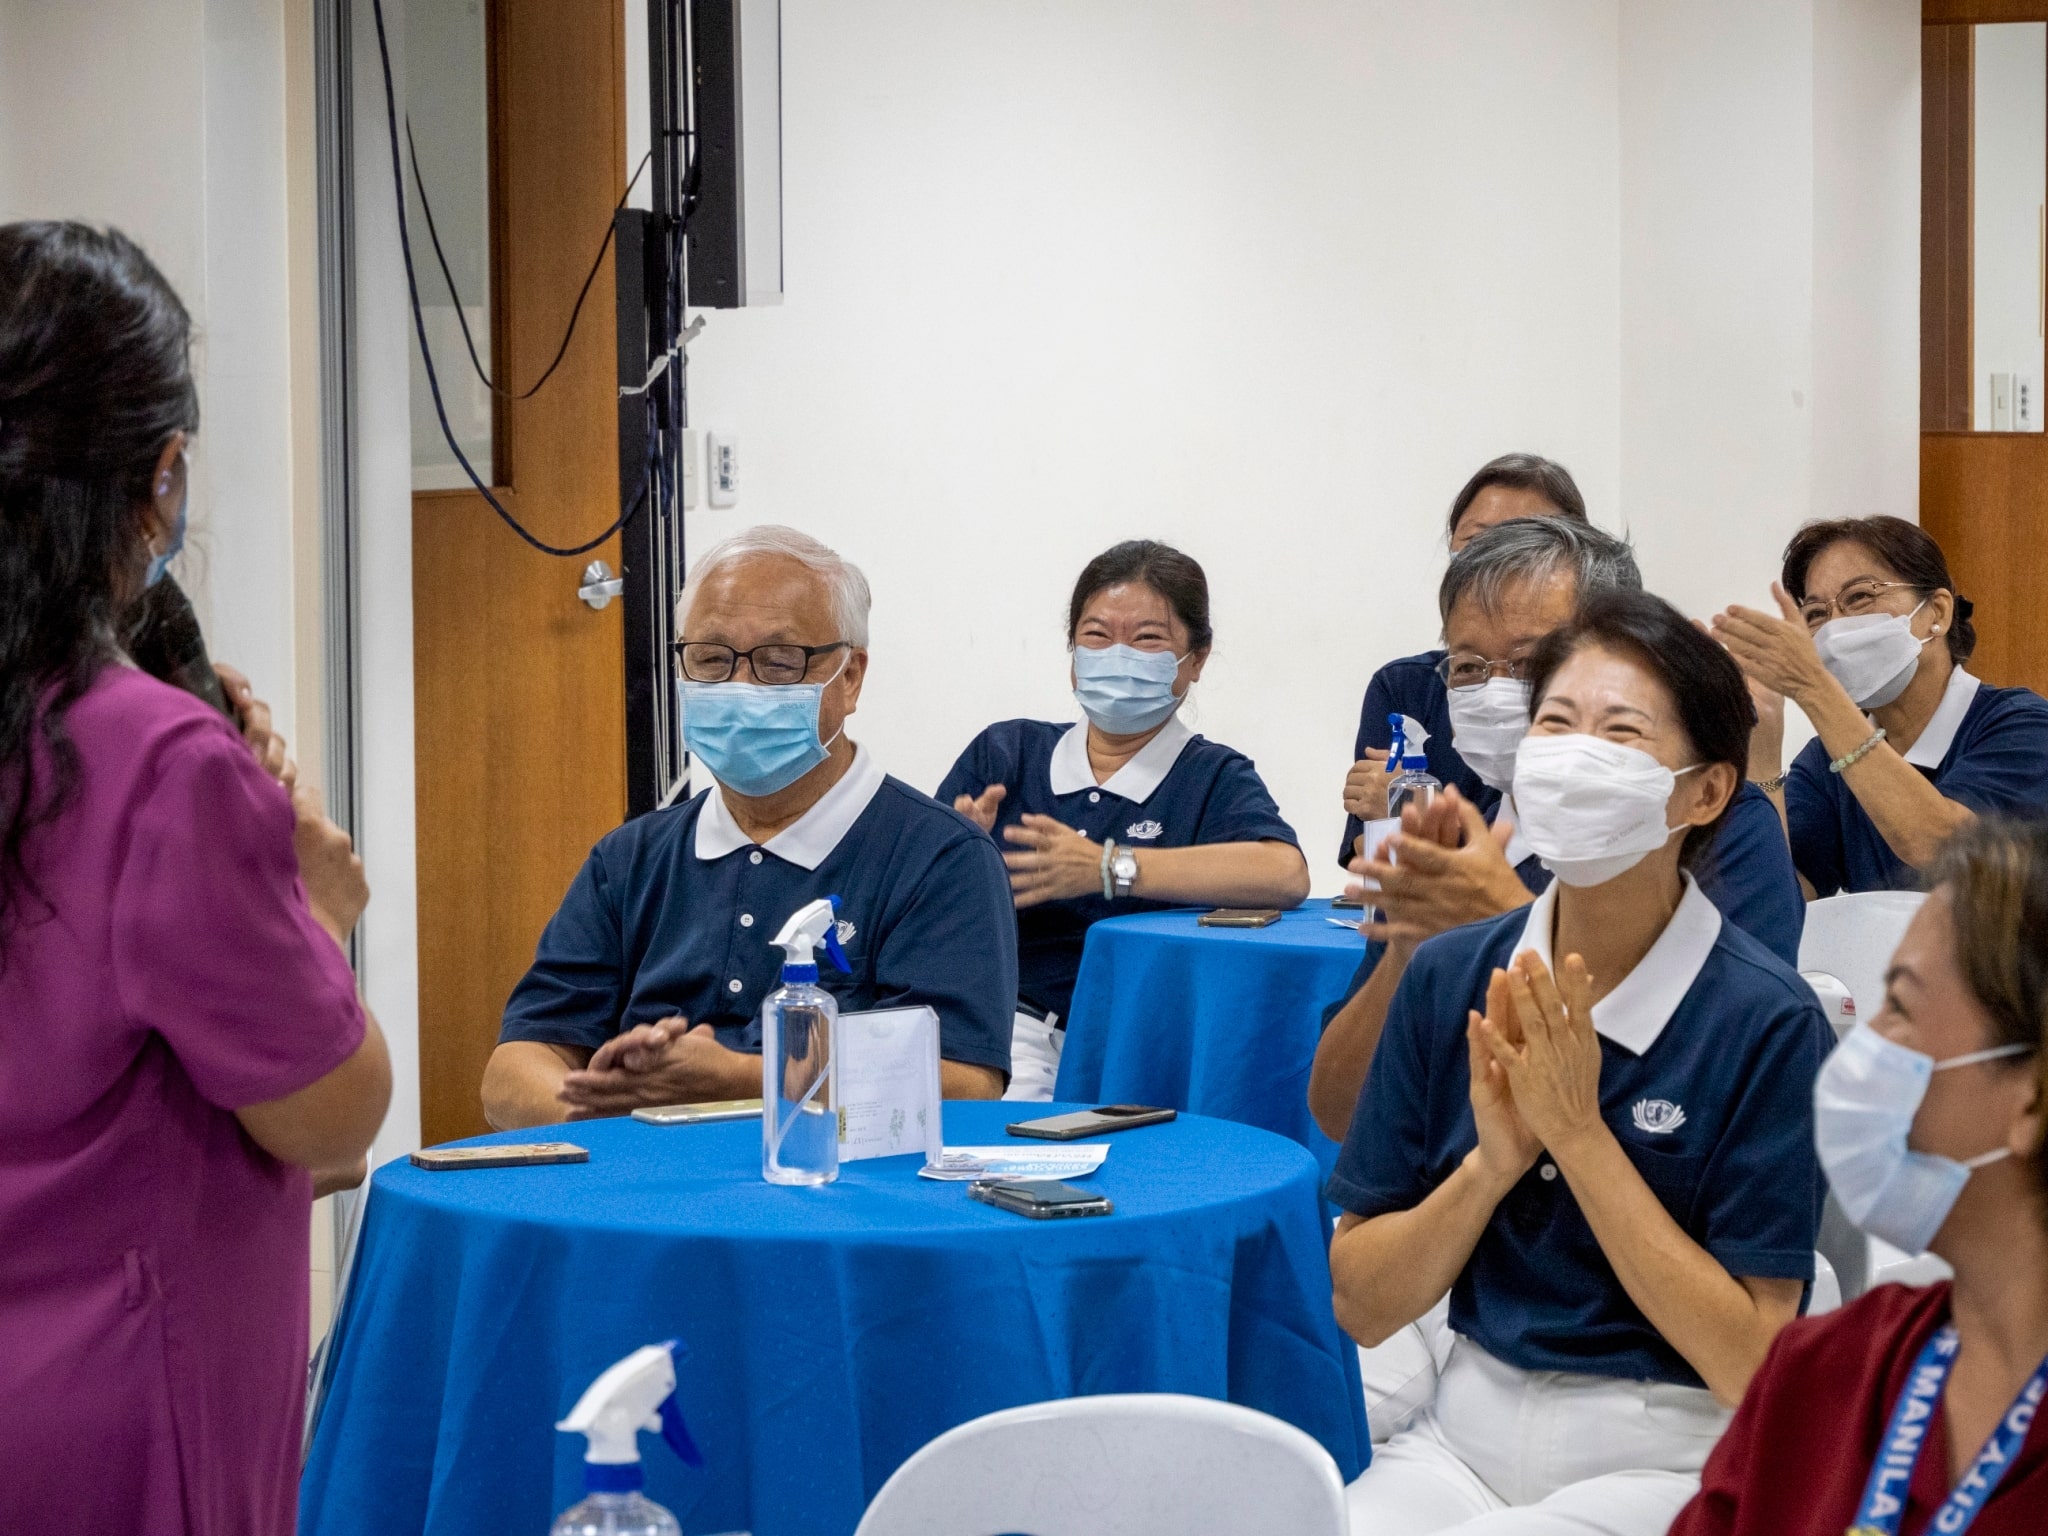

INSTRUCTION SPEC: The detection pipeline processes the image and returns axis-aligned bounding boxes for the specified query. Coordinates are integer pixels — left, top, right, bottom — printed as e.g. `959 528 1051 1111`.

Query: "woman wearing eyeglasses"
1337 453 1589 867
1671 816 2048 1536
937 540 1309 1099
1711 517 2048 896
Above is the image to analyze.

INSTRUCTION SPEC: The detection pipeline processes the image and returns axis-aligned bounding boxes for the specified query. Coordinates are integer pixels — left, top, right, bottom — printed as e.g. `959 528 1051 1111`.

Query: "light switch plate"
680 428 700 509
1990 372 2014 431
707 431 738 507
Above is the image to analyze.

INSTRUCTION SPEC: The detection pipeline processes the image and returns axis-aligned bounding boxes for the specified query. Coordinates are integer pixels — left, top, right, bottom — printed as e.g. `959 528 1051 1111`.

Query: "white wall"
0 0 303 742
1619 0 1918 756
679 0 1918 884
684 0 1627 883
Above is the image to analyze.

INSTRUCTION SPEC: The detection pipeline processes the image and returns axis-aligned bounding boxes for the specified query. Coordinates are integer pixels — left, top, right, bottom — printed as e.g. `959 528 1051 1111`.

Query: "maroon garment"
1672 1280 2048 1536
0 666 364 1536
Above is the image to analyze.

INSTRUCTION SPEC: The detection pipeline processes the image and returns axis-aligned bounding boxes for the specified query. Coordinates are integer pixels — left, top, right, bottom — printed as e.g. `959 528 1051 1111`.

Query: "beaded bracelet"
1100 838 1119 901
1828 727 1887 775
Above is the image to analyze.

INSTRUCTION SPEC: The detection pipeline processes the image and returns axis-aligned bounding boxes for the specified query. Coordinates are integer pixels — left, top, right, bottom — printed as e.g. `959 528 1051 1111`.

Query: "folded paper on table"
918 1144 1111 1182
837 1005 943 1164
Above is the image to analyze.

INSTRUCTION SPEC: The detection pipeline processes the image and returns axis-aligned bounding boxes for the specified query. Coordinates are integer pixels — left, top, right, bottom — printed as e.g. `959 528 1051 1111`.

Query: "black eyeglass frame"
672 639 851 684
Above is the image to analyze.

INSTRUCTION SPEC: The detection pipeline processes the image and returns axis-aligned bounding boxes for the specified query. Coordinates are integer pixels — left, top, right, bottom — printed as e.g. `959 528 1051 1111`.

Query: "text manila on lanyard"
1849 1324 2048 1536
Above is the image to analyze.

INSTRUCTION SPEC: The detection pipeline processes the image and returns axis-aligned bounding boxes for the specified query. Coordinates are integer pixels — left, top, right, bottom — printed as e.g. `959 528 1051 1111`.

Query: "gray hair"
676 524 872 647
1438 516 1641 627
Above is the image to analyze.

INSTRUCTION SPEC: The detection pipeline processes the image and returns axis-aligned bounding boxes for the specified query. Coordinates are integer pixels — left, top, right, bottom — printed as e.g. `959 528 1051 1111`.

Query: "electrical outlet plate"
707 432 738 508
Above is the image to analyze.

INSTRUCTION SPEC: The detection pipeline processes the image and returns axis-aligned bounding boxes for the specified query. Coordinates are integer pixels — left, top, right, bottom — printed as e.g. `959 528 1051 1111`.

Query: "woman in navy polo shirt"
938 539 1309 1099
1338 453 1589 866
1671 817 2048 1536
1712 516 2048 895
1331 589 1833 1534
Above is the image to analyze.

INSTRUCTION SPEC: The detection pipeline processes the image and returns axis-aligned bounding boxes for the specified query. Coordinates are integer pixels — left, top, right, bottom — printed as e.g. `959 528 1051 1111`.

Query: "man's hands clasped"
556 1018 750 1119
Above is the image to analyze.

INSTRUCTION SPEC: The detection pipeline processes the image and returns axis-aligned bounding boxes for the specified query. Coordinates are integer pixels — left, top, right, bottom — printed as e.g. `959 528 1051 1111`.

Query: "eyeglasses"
673 640 849 685
1435 652 1534 691
1796 579 1920 630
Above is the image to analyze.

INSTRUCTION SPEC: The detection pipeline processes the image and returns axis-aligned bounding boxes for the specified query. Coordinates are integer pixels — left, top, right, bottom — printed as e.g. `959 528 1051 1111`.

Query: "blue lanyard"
1849 1323 2048 1536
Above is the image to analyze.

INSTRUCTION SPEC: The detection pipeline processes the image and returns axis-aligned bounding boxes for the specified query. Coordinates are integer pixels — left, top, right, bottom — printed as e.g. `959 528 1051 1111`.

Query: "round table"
299 1102 1367 1536
1055 899 1368 1177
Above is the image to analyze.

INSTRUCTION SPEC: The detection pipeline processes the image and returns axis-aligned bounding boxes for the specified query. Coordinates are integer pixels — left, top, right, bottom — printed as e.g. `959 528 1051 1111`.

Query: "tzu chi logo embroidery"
834 919 857 947
1123 819 1165 841
1631 1099 1687 1135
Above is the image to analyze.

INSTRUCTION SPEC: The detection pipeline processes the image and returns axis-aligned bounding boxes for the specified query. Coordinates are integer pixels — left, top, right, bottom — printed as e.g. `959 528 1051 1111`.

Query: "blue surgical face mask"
678 659 847 798
1072 643 1186 736
1814 1022 2034 1255
144 456 189 589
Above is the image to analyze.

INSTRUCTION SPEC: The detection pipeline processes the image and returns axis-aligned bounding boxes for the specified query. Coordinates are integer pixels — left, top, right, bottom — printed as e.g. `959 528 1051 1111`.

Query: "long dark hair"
1067 540 1214 654
0 222 199 950
1524 588 1755 868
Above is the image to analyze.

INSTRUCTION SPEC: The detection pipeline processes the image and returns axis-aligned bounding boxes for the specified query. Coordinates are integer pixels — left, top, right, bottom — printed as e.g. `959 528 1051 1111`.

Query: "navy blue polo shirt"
1329 877 1832 1388
500 749 1016 1073
1339 650 1501 866
1788 670 2048 895
1318 781 1806 1030
936 716 1300 1021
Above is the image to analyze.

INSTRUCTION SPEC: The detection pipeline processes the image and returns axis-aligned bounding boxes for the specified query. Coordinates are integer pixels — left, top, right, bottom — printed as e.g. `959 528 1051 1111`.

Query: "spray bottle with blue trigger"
551 1340 702 1536
762 895 851 1186
1386 713 1439 820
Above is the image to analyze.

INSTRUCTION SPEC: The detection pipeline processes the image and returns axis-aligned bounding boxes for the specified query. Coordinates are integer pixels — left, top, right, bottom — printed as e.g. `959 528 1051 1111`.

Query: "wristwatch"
1111 845 1140 899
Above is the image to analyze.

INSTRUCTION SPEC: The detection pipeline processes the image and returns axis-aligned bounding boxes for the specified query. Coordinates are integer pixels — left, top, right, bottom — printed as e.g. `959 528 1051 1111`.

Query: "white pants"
1360 1294 1454 1443
1345 1335 1731 1535
1003 1012 1063 1101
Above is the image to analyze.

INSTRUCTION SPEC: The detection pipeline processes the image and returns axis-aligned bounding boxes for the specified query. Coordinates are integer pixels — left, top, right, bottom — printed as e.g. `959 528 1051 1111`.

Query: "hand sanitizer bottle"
761 896 852 1186
1386 713 1440 820
552 1342 702 1536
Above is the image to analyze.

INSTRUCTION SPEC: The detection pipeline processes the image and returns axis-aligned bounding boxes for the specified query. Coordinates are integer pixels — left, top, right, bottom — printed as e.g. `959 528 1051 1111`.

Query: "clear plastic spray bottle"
761 896 851 1186
551 1341 702 1536
1386 712 1440 820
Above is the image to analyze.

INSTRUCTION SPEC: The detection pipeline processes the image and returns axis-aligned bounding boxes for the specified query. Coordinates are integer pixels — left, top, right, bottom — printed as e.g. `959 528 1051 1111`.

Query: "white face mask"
1511 733 1696 888
1813 601 1932 710
1446 678 1530 793
1814 1022 2032 1256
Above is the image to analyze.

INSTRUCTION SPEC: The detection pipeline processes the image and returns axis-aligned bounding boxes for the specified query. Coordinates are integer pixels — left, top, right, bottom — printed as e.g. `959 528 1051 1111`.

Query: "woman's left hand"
1707 584 1833 707
1476 951 1607 1153
1002 814 1104 908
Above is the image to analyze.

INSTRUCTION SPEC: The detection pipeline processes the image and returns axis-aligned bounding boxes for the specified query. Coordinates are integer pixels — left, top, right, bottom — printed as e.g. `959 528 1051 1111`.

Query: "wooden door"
414 1 628 1146
1920 4 2048 696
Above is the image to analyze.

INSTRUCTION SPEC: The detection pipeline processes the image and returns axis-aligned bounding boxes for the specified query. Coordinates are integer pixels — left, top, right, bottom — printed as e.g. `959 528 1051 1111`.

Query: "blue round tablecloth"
1055 900 1367 1178
299 1101 1367 1536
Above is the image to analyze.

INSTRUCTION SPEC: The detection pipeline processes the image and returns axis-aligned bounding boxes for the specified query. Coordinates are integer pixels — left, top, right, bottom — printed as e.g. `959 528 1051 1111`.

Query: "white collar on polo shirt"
1492 791 1534 871
1892 667 1981 769
1047 713 1194 805
693 744 886 871
1510 872 1722 1056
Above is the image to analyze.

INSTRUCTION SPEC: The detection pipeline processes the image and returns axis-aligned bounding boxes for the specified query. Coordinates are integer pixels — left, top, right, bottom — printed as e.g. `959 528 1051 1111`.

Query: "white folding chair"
1798 890 1927 1035
1799 890 1928 1299
1808 1251 1842 1316
853 1393 1348 1536
1871 1248 1955 1289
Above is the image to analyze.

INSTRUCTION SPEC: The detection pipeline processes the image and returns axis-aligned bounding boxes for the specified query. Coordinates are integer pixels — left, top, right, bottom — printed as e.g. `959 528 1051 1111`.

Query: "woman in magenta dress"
0 223 392 1534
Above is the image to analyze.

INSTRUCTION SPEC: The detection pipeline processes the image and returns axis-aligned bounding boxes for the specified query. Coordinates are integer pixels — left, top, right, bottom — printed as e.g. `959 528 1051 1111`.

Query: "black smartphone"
1006 1105 1178 1141
968 1178 1113 1219
409 1142 589 1171
1198 907 1282 927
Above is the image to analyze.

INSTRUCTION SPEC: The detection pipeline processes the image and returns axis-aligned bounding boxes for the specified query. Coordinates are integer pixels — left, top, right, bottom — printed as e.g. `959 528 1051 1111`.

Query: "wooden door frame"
412 0 630 1146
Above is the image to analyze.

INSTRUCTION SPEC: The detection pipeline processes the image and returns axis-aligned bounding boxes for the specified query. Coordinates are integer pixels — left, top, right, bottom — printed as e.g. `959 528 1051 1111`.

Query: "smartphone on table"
1006 1104 1178 1141
969 1179 1113 1219
410 1142 588 1171
1199 908 1282 928
632 1098 764 1126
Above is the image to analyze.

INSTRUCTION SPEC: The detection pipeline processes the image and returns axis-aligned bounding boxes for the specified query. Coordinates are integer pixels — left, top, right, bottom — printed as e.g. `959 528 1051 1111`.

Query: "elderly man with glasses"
1308 518 1803 1145
482 526 1014 1127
